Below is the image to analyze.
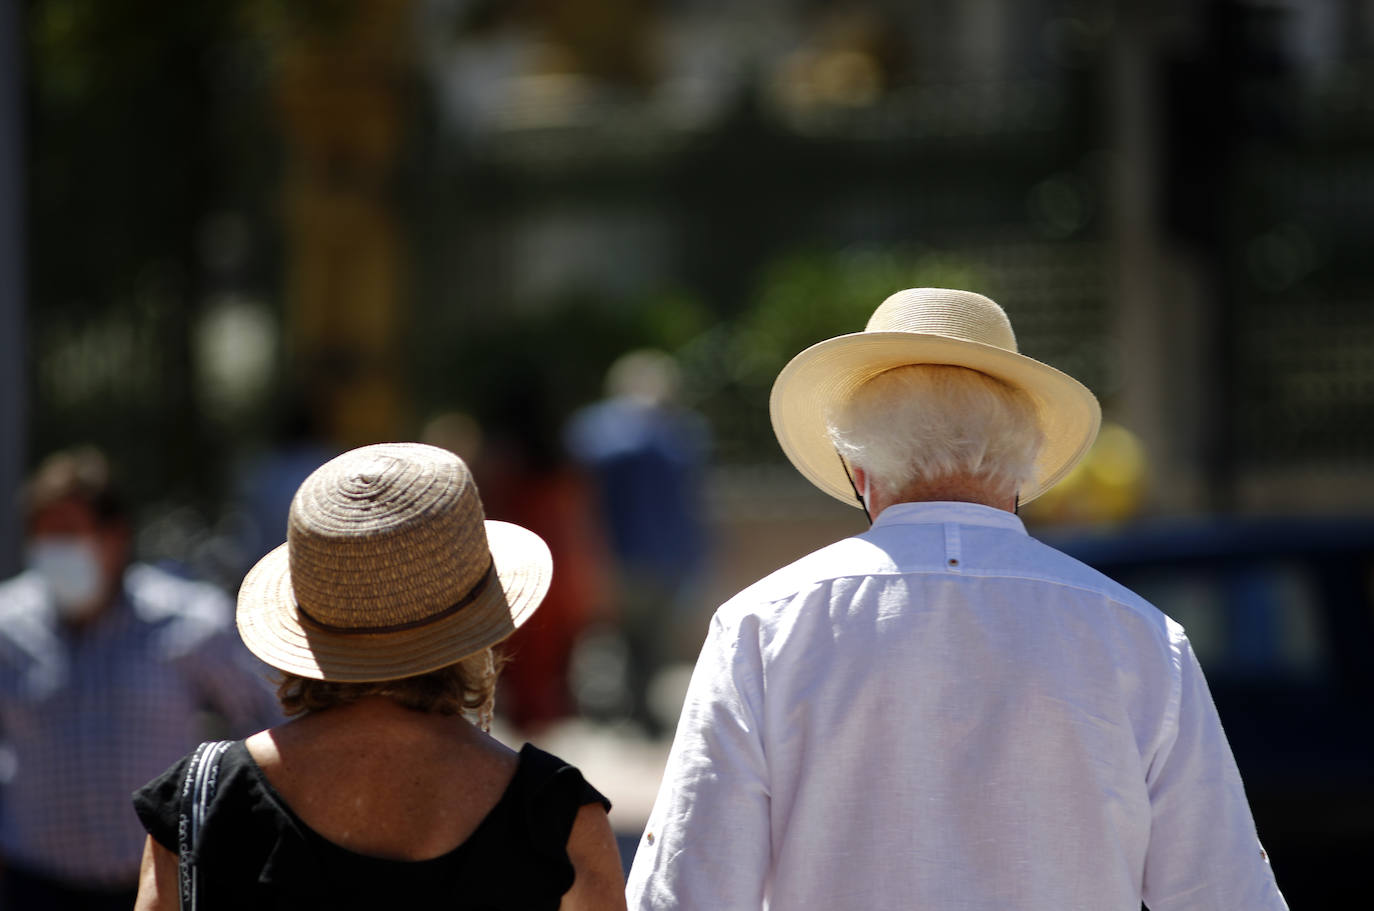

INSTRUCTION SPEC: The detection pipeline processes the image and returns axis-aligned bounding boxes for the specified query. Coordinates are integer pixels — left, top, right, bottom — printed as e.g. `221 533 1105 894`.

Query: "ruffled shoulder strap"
513 745 611 886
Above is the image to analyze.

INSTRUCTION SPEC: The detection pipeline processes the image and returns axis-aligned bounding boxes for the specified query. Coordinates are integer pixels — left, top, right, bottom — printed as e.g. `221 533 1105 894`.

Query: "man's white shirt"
626 501 1287 910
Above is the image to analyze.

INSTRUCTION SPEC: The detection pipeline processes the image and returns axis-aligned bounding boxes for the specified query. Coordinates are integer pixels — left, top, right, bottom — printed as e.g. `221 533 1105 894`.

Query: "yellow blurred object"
770 6 900 115
1024 422 1149 525
270 0 414 448
814 50 882 107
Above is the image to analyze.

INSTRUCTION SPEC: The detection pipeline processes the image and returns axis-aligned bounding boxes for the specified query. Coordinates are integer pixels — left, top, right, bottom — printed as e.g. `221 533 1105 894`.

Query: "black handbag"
177 740 232 911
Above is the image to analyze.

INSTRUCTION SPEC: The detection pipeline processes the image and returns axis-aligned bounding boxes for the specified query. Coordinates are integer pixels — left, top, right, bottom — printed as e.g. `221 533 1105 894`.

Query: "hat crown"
865 288 1018 353
286 443 490 632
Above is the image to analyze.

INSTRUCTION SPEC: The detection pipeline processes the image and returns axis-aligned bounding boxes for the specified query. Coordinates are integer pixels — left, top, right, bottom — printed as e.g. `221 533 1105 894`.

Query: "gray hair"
827 365 1044 501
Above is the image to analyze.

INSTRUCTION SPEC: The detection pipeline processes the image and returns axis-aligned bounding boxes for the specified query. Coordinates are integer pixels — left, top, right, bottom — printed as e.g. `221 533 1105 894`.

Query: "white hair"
827 364 1044 500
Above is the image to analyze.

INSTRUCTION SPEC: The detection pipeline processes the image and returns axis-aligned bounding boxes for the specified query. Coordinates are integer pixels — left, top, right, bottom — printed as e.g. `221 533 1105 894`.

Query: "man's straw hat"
237 442 551 682
769 288 1101 507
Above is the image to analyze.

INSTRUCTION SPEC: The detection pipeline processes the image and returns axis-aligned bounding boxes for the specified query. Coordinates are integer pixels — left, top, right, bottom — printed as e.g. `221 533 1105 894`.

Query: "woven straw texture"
770 288 1100 507
237 443 552 682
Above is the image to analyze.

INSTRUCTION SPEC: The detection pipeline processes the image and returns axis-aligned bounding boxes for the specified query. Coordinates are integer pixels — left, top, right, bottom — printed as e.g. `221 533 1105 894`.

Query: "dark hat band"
296 562 496 635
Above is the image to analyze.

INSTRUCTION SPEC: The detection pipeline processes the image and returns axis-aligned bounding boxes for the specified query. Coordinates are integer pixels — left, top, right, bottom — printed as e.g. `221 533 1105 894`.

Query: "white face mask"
27 537 107 620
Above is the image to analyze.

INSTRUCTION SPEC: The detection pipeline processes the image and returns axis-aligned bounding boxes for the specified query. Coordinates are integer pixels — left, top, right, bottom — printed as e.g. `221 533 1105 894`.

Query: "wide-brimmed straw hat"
769 288 1101 507
237 442 552 682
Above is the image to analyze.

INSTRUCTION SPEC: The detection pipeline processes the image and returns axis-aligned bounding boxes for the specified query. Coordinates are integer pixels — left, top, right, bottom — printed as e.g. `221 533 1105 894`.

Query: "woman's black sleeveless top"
133 741 611 910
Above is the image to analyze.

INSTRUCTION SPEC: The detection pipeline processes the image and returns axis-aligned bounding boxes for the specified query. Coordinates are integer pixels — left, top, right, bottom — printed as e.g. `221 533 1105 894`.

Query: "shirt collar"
871 500 1028 535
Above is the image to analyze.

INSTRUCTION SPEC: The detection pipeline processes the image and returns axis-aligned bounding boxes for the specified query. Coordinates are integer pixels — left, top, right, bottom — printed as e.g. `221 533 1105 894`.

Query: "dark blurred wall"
18 0 1374 525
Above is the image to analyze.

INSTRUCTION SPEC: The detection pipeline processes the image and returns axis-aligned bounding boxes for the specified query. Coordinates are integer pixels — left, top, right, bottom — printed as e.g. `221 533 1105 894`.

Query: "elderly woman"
131 443 626 910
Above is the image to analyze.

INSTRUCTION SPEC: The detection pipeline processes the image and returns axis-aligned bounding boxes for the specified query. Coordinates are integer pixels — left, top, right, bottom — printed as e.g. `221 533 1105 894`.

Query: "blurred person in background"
565 349 709 736
456 374 613 733
230 398 337 571
627 290 1287 910
129 443 625 910
0 446 281 910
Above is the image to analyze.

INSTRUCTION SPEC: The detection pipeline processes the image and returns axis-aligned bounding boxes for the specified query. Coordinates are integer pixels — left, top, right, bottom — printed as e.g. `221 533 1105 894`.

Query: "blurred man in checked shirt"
0 447 281 909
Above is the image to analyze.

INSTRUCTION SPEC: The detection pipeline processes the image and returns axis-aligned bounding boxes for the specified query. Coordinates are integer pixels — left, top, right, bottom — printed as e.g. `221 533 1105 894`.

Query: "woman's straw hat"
769 288 1101 507
236 442 552 682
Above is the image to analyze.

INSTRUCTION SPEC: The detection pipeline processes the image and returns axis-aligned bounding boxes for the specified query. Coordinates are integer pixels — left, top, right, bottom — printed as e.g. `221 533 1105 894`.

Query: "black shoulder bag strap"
177 740 233 911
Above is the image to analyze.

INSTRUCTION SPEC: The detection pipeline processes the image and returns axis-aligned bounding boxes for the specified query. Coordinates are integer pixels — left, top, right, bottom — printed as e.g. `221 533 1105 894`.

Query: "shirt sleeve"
1141 636 1289 910
132 751 194 852
167 578 283 734
181 628 285 734
626 609 771 911
131 565 284 734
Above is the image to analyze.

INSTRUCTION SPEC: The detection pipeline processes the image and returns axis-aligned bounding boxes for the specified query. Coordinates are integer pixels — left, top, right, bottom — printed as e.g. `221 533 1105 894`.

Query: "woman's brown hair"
276 647 504 728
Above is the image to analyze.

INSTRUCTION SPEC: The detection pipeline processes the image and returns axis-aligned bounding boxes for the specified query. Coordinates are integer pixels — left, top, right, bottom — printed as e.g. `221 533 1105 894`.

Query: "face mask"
861 473 873 507
27 537 106 620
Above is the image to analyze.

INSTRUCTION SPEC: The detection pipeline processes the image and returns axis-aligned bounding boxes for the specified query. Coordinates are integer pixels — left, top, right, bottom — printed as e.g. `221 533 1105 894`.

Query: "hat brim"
235 520 552 682
769 331 1101 507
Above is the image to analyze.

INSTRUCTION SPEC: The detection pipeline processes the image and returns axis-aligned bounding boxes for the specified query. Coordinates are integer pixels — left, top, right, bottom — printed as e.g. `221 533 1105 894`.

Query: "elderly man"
626 289 1286 910
0 448 281 909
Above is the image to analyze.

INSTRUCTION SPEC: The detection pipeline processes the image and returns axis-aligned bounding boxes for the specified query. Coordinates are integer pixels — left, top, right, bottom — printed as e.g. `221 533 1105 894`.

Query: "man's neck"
59 586 122 634
874 477 1016 517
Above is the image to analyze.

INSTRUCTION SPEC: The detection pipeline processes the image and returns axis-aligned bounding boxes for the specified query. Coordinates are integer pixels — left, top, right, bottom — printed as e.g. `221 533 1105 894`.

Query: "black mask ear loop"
836 450 873 526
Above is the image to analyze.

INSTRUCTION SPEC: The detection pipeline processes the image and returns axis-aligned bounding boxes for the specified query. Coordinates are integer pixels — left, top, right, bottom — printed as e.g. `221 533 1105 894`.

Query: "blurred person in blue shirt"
0 447 281 910
230 399 336 571
565 349 710 736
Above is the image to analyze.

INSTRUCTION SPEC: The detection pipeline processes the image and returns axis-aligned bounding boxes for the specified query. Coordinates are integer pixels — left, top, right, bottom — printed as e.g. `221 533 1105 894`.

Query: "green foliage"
239 0 361 44
725 246 985 391
670 245 987 462
429 245 991 465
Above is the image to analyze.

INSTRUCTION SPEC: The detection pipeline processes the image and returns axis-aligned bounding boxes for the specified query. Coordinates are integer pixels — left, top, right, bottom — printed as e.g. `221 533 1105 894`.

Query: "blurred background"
3 0 1373 903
